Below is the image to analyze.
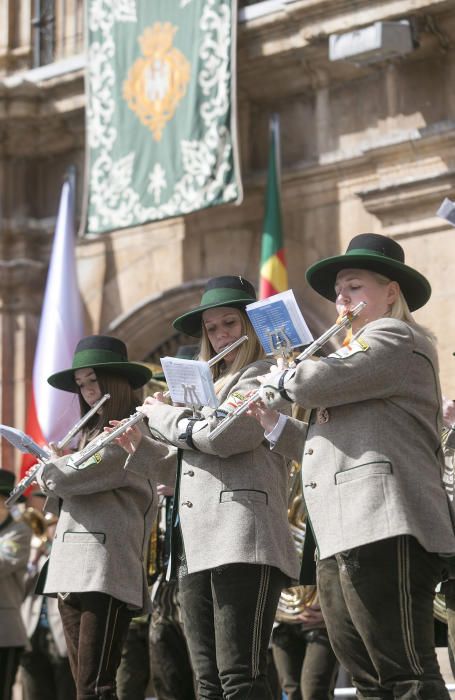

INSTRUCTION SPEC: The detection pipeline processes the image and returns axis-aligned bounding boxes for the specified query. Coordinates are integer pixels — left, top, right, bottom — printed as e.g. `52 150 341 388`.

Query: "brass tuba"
275 406 318 623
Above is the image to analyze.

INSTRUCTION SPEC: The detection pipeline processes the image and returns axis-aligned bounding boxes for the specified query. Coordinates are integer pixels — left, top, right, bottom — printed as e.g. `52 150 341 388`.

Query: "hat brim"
48 361 153 393
306 253 431 311
173 298 254 337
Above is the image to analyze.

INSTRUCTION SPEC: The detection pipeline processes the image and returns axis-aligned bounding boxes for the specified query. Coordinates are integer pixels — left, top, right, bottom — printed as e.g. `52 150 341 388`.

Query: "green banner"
84 0 241 235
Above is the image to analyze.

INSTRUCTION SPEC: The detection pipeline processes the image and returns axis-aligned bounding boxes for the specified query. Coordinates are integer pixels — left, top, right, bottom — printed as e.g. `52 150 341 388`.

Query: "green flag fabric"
84 0 241 235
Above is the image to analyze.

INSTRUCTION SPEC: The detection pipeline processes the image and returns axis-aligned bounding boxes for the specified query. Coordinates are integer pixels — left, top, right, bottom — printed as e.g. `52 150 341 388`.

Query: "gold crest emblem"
123 22 191 141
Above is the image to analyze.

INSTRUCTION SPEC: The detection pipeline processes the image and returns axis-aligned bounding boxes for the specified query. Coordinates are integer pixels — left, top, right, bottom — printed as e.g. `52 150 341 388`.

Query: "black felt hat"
0 469 15 496
306 233 431 311
173 276 257 337
47 335 153 393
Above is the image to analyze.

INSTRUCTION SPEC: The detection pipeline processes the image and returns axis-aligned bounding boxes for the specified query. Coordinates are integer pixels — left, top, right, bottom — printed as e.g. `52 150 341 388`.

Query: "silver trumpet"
71 336 251 465
208 301 367 441
5 393 111 507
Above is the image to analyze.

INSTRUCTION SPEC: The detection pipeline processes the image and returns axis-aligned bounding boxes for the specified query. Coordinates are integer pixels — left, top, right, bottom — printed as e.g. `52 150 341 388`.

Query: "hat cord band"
346 248 401 260
201 288 255 305
72 349 127 368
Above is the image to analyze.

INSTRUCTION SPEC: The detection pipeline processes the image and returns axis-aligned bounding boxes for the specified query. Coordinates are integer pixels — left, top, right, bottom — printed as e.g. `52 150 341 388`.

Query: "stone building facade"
1 0 455 470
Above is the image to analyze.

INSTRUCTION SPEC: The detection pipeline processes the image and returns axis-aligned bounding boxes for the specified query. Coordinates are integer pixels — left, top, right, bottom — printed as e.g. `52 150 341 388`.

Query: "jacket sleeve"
40 435 171 497
124 435 177 485
0 522 31 580
265 319 416 410
270 415 308 461
143 361 292 458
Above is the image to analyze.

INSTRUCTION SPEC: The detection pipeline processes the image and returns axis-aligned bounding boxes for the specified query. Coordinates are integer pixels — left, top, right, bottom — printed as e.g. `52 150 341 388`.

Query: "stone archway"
105 279 208 362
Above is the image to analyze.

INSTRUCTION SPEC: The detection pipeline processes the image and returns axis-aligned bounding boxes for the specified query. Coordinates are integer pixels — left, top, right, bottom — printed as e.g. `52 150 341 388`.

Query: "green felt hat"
306 233 431 311
173 276 257 337
47 335 153 393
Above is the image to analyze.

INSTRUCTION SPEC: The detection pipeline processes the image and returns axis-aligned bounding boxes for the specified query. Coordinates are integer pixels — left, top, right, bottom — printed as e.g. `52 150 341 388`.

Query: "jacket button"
304 482 317 489
181 500 193 508
306 448 314 455
184 470 195 477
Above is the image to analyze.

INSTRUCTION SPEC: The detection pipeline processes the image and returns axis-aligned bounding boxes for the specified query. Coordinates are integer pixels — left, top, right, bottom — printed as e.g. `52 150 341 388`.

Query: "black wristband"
178 419 199 450
278 371 292 402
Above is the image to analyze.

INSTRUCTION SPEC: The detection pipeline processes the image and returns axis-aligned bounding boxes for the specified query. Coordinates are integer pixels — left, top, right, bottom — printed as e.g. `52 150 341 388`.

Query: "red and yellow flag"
259 116 288 299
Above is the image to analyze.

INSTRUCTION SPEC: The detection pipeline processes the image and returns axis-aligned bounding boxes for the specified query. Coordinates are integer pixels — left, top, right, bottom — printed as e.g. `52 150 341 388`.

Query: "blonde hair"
371 271 436 342
199 309 265 393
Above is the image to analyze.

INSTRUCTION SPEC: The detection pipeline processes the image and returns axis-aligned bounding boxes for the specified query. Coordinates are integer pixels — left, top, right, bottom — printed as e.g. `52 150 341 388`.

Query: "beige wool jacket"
0 515 31 647
267 318 455 560
126 359 300 581
40 438 175 612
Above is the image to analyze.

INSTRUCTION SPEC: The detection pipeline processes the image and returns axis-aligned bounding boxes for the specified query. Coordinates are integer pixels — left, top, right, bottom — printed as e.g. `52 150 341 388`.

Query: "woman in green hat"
116 275 301 700
255 233 455 699
36 335 174 700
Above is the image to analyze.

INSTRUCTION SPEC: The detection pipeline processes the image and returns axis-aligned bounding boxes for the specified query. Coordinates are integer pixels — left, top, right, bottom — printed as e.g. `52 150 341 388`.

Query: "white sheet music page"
0 425 50 460
160 358 219 409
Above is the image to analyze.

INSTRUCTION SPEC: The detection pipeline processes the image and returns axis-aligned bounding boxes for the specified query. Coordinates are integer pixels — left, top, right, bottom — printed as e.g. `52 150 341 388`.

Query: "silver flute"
71 411 145 468
208 301 367 441
5 393 111 507
71 336 250 465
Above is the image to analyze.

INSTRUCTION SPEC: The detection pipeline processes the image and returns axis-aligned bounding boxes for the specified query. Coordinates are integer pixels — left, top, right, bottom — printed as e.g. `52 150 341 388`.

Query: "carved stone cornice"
357 170 455 238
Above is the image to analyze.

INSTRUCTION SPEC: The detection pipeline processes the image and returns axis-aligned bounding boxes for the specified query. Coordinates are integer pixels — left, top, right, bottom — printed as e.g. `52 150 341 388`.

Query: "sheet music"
160 358 219 409
436 198 455 227
0 425 50 460
246 290 313 355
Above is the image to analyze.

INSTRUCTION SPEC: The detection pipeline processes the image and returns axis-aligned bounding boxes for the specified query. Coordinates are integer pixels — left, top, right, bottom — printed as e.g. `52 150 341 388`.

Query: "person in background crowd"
257 233 455 699
36 335 174 700
0 468 32 700
19 495 76 700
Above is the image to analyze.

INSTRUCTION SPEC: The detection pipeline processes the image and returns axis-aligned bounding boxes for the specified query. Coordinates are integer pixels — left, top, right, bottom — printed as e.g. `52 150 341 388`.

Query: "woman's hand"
48 442 66 459
443 397 455 428
157 483 174 496
296 604 324 626
106 420 143 454
246 399 280 434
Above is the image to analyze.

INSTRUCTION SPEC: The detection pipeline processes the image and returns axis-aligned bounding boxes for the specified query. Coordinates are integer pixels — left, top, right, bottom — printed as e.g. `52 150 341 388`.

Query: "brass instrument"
276 406 318 623
208 301 366 441
5 393 110 507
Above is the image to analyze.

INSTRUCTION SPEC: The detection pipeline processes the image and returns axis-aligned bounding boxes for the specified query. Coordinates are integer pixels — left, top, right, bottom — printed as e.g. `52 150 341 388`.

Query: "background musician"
115 275 300 700
258 233 455 699
35 335 175 700
0 468 32 699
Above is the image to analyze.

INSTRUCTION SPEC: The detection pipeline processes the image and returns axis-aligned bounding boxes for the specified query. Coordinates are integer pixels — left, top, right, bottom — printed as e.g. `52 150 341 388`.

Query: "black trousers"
178 563 287 700
116 619 150 700
58 592 133 700
272 624 339 700
317 535 449 699
20 624 76 700
0 646 23 700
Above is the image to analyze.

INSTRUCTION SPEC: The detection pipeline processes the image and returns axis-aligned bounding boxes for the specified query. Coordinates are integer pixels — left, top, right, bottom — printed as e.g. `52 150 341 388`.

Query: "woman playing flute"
256 233 455 700
116 275 300 700
36 335 174 700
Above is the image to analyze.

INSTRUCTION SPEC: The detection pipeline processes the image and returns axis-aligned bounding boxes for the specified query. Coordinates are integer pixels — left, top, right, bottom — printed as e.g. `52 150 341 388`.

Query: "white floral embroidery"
86 0 239 233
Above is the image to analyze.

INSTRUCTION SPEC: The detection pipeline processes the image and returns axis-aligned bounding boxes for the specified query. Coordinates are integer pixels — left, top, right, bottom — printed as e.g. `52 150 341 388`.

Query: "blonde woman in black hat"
116 276 300 700
36 335 174 700
255 233 455 699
